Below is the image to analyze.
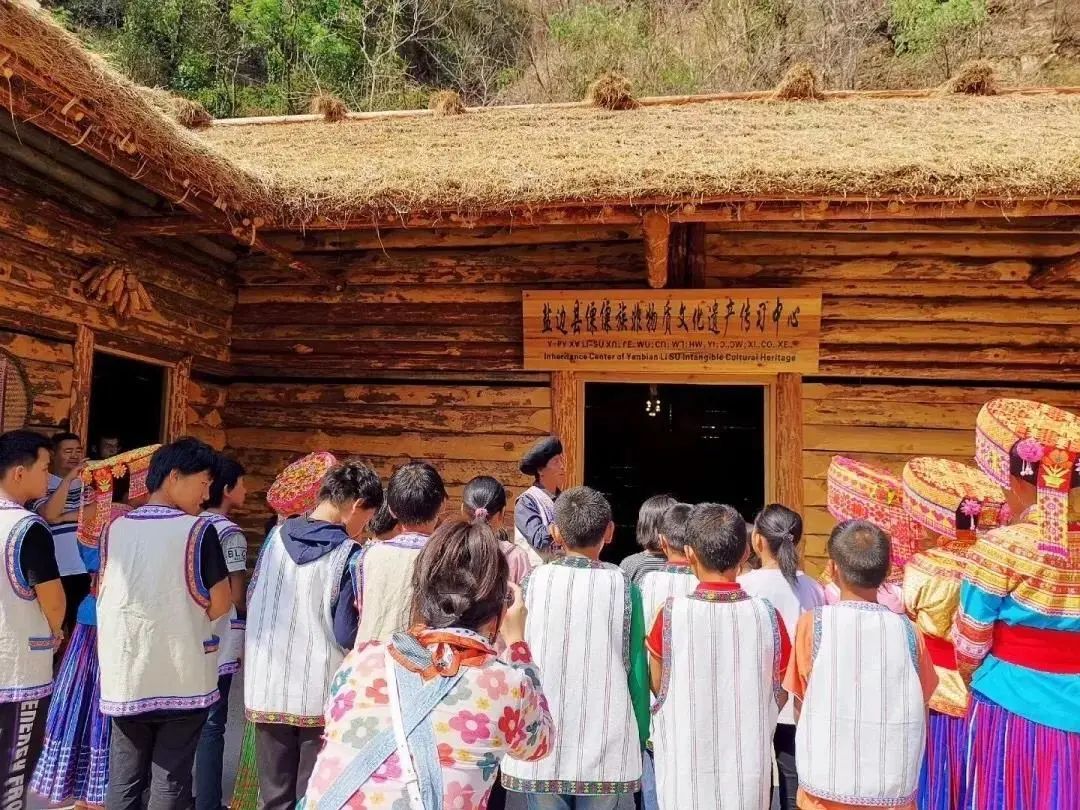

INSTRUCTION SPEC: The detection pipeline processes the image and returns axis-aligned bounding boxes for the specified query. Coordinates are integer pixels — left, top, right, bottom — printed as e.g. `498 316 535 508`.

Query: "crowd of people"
0 395 1076 810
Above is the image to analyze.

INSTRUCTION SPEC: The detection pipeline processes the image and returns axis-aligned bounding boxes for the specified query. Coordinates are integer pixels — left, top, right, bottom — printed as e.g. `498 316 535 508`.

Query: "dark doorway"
584 382 766 563
86 353 166 458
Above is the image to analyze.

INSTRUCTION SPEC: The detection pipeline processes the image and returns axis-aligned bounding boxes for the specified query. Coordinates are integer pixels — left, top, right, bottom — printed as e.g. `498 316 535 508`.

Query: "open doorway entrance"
86 352 166 459
584 382 766 562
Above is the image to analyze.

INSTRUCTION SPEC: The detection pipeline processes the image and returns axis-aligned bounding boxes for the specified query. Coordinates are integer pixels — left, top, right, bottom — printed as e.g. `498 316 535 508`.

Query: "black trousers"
60 573 91 635
253 722 323 810
773 723 798 810
0 696 49 807
106 709 209 810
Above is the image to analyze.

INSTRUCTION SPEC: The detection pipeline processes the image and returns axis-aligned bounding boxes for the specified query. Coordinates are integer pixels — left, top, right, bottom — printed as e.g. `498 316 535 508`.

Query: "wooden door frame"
69 327 192 444
551 370 804 512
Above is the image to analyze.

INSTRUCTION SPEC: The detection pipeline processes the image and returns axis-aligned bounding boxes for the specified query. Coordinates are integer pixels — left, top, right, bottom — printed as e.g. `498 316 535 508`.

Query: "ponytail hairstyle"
410 517 510 632
462 475 509 542
753 503 803 590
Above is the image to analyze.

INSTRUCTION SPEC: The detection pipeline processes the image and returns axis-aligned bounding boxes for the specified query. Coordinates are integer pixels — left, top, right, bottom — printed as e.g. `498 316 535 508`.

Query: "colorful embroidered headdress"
902 457 1006 546
975 398 1080 559
266 451 337 517
826 455 918 576
78 444 160 544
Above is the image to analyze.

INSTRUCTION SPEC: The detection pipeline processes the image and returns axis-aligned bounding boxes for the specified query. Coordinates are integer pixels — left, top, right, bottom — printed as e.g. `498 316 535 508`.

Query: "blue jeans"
525 794 622 810
639 747 658 810
194 673 232 810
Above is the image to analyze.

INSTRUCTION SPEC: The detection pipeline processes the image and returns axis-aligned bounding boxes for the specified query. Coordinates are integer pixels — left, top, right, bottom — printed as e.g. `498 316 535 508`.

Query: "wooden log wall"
0 328 74 433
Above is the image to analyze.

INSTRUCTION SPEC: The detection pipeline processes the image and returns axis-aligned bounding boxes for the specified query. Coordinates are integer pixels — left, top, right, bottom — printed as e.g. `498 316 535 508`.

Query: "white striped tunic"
244 526 353 725
652 592 782 810
795 603 926 807
639 564 697 628
501 556 641 795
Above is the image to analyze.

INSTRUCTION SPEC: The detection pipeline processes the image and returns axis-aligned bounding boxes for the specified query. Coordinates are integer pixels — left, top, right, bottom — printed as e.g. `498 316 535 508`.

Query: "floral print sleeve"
500 641 554 763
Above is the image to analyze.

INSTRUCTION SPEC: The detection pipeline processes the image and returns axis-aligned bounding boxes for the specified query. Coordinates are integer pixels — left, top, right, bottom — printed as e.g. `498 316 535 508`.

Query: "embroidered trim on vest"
501 776 640 796
126 505 186 520
186 516 213 608
0 682 53 701
687 589 750 603
6 515 45 600
28 636 55 650
797 782 918 808
101 688 220 716
661 563 692 574
203 635 220 653
766 602 784 710
812 606 823 662
651 598 675 716
245 708 325 727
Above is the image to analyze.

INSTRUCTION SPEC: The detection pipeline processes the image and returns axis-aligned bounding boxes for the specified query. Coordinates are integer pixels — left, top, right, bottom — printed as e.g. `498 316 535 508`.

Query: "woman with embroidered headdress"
29 445 158 810
514 435 565 563
955 399 1080 810
899 458 1007 810
302 515 554 810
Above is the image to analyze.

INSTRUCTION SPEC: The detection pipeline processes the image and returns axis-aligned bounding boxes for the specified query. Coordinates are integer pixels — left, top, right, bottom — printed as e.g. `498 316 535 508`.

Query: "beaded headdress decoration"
266 451 338 517
975 398 1080 559
77 444 160 544
901 457 1006 547
826 455 919 577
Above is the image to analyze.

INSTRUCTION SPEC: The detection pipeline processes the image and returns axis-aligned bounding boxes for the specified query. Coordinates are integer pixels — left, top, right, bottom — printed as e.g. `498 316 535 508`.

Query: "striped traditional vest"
513 486 555 564
97 506 220 715
501 557 641 794
0 502 54 702
244 525 353 725
201 511 246 675
639 564 697 627
354 533 428 644
796 603 926 806
652 592 782 810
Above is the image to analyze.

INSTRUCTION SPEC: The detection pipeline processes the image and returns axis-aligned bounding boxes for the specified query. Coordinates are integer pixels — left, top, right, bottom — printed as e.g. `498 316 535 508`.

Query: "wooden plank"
804 451 936 480
823 321 1080 348
227 383 550 409
821 345 1080 367
224 402 551 435
231 340 521 361
704 232 1080 260
643 211 670 289
704 218 1080 235
775 373 803 512
551 371 580 487
231 302 518 327
802 383 1080 407
1028 255 1080 288
818 362 1080 383
230 354 525 376
706 257 1034 283
819 298 1080 326
238 284 531 306
231 323 520 346
165 357 192 441
803 424 973 456
714 278 1080 302
69 325 92 439
226 427 537 462
806 399 985 431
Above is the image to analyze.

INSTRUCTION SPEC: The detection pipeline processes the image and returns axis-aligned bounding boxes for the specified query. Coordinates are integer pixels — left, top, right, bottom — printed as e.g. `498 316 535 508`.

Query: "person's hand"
499 582 527 646
64 459 89 482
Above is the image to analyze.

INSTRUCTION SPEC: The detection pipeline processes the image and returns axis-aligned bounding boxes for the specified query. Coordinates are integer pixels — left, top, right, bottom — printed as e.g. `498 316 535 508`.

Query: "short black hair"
146 437 217 492
636 494 676 552
685 503 747 572
387 462 446 525
660 502 693 552
828 519 892 589
318 460 383 510
554 486 612 549
51 431 80 450
367 502 398 536
204 454 246 509
0 430 51 477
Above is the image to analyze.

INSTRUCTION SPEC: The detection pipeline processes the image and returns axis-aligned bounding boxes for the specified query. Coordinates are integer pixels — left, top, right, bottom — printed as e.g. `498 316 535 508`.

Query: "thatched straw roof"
201 90 1080 223
5 0 1080 228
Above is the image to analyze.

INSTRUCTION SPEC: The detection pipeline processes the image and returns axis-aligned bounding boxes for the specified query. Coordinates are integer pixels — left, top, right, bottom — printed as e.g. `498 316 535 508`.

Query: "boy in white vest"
245 459 382 810
0 430 65 806
352 461 446 643
502 486 651 809
785 519 938 810
195 452 248 810
97 437 234 810
646 503 789 810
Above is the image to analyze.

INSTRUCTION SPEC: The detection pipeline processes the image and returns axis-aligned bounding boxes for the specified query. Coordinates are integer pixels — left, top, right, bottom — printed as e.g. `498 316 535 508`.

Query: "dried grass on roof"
200 92 1080 224
1 0 267 214
140 87 213 130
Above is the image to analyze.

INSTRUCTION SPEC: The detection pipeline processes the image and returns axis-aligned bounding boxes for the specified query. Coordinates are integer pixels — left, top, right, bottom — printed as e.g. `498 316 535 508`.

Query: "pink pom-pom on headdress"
960 498 982 518
473 507 489 521
1015 437 1045 476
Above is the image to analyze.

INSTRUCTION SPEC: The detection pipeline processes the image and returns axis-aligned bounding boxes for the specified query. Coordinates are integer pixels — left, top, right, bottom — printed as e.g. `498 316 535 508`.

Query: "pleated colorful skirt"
918 709 968 810
29 622 110 807
965 691 1080 810
230 720 260 810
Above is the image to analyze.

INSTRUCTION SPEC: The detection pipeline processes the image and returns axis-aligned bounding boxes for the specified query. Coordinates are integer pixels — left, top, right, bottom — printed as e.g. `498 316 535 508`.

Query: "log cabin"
2 0 1079 570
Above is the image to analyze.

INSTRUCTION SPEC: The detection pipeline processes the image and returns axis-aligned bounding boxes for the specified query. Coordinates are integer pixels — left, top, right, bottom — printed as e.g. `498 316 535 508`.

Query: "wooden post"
69 325 93 439
165 356 193 441
642 211 670 289
551 371 582 488
774 373 804 513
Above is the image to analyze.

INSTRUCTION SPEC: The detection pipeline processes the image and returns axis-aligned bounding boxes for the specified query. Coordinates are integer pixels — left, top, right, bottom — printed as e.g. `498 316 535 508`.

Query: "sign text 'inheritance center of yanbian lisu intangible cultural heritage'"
522 289 822 374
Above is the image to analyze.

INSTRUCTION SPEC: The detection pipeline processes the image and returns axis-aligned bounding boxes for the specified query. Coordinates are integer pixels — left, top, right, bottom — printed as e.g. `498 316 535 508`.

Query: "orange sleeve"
783 611 814 701
914 627 940 703
645 607 665 660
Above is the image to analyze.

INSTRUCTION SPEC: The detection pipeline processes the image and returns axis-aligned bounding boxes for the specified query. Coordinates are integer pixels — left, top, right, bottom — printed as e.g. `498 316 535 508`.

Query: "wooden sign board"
523 289 821 373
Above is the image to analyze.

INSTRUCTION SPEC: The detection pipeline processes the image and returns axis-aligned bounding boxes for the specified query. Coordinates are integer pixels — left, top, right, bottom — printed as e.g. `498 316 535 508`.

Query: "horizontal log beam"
117 215 227 237
1028 255 1080 288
